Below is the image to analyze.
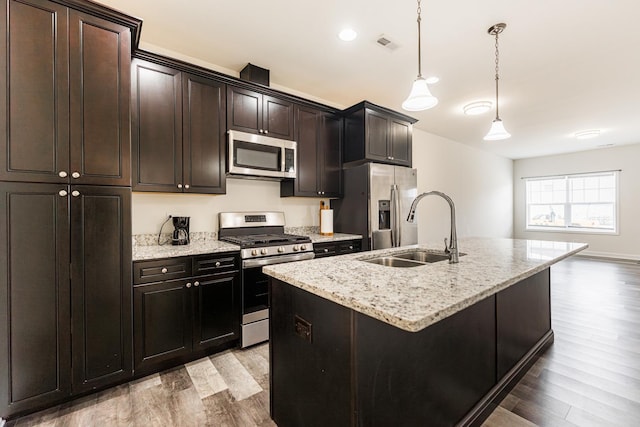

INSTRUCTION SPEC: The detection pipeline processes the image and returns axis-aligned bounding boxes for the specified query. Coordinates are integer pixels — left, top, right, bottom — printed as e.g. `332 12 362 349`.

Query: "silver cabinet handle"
264 130 269 134
71 172 80 179
259 129 264 133
59 190 68 197
161 267 168 274
194 281 200 287
71 190 80 197
58 171 68 178
177 184 183 189
215 261 221 267
186 282 192 288
184 184 190 189
324 248 329 253
349 245 353 250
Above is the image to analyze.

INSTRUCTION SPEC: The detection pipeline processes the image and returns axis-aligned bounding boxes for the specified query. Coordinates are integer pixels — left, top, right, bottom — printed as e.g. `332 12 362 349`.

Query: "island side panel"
354 296 497 427
496 268 551 379
270 278 353 427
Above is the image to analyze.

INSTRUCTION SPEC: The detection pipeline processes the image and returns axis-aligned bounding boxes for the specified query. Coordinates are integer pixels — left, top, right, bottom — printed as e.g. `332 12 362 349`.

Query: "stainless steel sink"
394 251 451 263
360 249 465 268
362 256 425 268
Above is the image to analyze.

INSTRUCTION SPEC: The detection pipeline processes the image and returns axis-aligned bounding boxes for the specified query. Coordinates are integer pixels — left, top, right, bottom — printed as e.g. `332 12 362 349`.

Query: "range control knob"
261 248 268 255
278 246 285 253
251 249 258 256
300 245 307 251
293 245 299 252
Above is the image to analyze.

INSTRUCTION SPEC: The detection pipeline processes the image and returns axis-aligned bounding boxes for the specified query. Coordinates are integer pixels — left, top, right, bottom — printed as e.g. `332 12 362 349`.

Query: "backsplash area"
132 178 329 236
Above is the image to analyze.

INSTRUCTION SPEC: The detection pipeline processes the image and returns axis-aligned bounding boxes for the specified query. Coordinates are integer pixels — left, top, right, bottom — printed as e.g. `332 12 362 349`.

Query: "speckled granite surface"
132 231 362 261
263 237 588 332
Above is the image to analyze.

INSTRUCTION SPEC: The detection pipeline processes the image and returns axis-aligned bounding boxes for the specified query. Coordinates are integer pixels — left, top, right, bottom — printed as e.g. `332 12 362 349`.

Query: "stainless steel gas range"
218 211 314 348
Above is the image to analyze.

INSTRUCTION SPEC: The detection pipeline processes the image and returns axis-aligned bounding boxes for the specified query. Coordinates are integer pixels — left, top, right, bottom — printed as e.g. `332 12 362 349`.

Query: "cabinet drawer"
314 243 337 258
193 254 239 276
133 258 191 285
338 240 361 254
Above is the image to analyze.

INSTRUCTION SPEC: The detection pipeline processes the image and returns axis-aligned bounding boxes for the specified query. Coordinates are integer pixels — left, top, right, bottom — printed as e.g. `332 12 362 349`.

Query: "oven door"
241 265 270 347
228 130 296 179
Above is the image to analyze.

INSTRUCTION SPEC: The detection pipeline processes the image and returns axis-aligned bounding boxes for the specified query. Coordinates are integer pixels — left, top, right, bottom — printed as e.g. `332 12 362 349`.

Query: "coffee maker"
171 216 190 245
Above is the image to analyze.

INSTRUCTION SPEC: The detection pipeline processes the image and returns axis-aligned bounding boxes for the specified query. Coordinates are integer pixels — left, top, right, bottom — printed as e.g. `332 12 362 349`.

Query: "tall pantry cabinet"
0 0 141 419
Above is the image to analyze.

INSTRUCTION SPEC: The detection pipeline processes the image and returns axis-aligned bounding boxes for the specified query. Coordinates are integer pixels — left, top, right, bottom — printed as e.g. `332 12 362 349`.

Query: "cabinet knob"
58 190 68 197
259 129 264 133
264 130 269 134
321 191 325 195
161 267 168 274
215 261 221 267
71 190 80 197
194 281 200 287
71 171 80 179
349 246 353 250
324 248 329 253
177 184 183 189
317 191 321 195
186 282 192 288
58 171 68 178
184 184 190 189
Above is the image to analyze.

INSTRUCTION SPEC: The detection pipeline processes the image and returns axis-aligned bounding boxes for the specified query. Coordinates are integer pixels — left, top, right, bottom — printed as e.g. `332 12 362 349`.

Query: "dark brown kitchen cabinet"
227 86 295 140
0 182 132 419
133 254 240 374
280 106 342 197
313 239 362 258
0 0 132 186
132 59 226 194
343 101 416 168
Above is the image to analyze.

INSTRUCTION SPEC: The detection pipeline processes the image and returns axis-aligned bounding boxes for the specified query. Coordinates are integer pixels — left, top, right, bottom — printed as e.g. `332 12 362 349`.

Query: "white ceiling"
97 0 640 159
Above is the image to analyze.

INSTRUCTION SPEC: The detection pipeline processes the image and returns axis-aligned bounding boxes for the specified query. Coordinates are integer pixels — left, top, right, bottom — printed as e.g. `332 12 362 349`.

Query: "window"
525 171 618 233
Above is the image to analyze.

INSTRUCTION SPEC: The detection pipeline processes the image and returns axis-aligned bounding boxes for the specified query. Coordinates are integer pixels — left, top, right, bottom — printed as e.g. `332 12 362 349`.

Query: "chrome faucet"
407 191 459 263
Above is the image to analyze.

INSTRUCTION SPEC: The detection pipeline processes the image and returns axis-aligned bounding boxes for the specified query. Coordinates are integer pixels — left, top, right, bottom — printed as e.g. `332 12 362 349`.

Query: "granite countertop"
263 237 588 332
131 232 362 261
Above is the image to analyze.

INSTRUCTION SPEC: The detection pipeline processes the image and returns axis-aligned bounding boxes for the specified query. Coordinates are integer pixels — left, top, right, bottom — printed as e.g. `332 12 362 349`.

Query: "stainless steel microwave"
228 130 296 179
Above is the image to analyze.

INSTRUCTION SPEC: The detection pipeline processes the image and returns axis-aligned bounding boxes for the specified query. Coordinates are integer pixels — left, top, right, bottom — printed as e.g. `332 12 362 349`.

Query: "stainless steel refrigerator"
331 163 418 251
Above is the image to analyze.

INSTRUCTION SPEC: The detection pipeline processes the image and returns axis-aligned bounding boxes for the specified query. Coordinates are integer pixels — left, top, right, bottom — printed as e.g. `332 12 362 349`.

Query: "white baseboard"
577 250 640 262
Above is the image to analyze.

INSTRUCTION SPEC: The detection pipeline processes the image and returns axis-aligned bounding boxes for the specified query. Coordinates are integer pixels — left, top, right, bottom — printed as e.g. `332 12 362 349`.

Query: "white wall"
411 129 514 244
513 143 640 260
132 179 328 235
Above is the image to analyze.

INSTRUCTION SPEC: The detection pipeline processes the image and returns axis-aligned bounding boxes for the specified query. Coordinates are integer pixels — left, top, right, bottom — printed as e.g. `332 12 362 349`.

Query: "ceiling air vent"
376 35 399 51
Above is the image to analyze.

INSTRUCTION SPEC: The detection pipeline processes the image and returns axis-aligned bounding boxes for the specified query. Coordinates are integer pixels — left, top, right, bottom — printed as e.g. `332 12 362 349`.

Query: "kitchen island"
263 238 587 427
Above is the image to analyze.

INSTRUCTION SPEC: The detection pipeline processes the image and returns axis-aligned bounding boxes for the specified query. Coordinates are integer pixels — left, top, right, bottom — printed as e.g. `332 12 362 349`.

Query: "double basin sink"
359 249 465 267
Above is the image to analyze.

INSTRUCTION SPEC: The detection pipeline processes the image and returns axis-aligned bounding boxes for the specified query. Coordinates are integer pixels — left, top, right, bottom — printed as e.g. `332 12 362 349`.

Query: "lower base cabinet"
133 254 240 374
313 239 361 258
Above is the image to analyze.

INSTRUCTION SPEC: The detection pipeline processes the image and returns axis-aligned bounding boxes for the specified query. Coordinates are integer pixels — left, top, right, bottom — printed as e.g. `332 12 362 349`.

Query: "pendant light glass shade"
402 77 438 111
483 118 511 140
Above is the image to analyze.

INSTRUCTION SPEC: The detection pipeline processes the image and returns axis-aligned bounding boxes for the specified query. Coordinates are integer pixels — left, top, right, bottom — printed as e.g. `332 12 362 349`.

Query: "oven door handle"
242 252 315 269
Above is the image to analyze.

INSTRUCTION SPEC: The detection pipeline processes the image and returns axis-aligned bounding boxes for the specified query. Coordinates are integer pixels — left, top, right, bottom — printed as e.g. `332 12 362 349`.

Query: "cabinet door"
69 11 131 186
227 86 262 134
263 95 294 140
293 106 320 196
183 74 226 194
134 279 193 373
70 186 132 392
389 119 412 167
192 274 240 352
365 109 389 162
132 60 183 192
320 112 342 197
0 182 71 418
0 0 69 183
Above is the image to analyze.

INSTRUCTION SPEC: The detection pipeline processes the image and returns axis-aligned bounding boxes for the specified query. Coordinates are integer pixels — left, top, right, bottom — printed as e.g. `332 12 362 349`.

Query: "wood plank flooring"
6 256 640 426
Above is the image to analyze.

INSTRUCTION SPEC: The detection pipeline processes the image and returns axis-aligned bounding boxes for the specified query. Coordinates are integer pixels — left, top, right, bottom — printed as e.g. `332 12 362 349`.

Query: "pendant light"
402 0 438 111
483 23 511 140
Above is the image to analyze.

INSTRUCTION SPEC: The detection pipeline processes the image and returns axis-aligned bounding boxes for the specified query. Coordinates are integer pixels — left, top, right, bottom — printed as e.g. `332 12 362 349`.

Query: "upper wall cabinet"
281 105 342 198
343 101 417 168
227 86 295 140
131 59 227 194
0 0 134 186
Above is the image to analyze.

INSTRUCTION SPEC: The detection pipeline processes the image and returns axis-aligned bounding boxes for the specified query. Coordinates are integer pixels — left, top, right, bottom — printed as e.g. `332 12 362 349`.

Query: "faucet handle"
444 237 451 254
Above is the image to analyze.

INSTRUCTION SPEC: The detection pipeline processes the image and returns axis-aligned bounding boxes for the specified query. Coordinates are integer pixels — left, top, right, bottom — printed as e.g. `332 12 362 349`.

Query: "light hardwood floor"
6 256 640 426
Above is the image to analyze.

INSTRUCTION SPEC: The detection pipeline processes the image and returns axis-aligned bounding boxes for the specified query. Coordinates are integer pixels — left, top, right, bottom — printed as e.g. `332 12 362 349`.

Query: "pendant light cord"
416 0 422 78
494 30 500 120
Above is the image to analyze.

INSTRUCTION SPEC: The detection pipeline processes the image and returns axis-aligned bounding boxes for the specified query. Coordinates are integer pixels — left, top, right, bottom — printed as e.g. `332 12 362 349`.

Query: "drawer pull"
215 261 221 267
194 281 200 287
324 248 329 253
186 282 192 288
161 267 168 274
349 246 353 250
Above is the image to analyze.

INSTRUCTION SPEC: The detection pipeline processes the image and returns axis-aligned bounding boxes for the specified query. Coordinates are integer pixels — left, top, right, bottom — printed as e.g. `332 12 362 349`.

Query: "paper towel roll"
320 209 334 236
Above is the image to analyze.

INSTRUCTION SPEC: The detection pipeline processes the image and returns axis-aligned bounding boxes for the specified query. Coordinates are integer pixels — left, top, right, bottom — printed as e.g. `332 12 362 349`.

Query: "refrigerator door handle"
390 184 401 247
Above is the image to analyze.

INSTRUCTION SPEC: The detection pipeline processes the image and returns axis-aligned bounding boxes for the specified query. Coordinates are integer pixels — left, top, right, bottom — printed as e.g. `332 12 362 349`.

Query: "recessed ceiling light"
463 101 492 115
425 76 439 84
338 28 357 42
574 129 601 139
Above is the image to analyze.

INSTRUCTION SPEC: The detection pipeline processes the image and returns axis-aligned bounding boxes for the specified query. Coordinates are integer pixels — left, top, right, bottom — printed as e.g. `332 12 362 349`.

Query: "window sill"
525 226 619 236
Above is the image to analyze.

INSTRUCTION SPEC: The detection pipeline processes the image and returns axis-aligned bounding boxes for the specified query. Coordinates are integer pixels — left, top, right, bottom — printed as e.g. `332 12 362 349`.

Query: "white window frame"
524 171 619 235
